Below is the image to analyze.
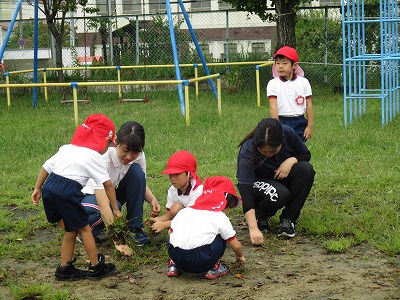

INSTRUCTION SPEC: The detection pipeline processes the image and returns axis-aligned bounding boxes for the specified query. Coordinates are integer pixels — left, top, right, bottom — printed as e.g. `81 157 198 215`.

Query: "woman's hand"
235 255 246 263
249 228 264 245
274 157 297 180
150 200 161 217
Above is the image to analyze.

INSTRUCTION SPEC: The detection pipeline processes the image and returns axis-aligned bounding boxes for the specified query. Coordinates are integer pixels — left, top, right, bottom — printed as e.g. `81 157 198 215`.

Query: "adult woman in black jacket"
237 118 315 245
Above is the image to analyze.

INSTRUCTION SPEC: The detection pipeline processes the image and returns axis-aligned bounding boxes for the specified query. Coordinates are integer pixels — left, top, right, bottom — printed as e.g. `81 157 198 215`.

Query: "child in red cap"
167 176 246 279
31 114 119 281
150 150 203 233
267 46 314 142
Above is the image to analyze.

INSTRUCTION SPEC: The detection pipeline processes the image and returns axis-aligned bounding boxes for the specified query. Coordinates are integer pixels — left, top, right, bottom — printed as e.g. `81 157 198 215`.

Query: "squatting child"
167 176 246 279
150 150 203 233
31 114 119 281
267 46 314 141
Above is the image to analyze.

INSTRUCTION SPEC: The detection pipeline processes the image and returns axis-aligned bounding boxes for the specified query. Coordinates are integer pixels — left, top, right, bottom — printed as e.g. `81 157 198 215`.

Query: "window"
96 0 107 15
218 1 232 9
252 42 265 53
199 44 213 60
149 0 166 13
201 44 210 54
191 0 211 11
122 0 142 14
221 43 237 60
224 43 237 54
319 0 341 5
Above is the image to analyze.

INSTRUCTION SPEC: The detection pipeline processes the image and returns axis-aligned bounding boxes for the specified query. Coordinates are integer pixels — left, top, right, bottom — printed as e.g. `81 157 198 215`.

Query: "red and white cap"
161 150 202 190
273 46 299 62
190 176 242 211
71 114 115 151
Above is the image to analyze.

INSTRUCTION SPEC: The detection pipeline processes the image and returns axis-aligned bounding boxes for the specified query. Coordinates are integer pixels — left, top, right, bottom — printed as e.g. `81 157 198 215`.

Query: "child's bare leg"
78 225 99 265
169 203 185 219
58 220 78 265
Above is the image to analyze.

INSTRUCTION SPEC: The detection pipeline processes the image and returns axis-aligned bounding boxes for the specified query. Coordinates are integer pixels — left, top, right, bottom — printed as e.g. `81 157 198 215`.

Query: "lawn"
0 86 399 259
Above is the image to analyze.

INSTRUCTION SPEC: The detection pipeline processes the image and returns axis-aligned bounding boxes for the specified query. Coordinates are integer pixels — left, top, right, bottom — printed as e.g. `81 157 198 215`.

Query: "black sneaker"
277 219 296 238
257 219 270 233
88 253 116 280
129 227 150 246
55 258 89 281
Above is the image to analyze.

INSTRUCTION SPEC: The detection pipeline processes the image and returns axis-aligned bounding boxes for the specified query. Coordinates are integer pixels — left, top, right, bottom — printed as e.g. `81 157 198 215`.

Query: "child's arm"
94 189 115 226
304 98 313 140
268 97 279 119
103 180 122 218
228 237 246 263
31 167 49 206
144 185 161 217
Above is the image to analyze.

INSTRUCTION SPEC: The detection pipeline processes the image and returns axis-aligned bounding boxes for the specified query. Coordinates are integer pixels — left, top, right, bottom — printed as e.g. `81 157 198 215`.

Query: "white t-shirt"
267 76 312 117
81 147 147 194
165 178 203 209
43 144 110 187
169 207 236 250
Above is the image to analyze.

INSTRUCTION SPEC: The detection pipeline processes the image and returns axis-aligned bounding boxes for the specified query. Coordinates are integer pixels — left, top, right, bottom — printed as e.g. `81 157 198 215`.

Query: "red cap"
71 114 115 151
190 176 242 211
161 150 202 189
274 46 299 62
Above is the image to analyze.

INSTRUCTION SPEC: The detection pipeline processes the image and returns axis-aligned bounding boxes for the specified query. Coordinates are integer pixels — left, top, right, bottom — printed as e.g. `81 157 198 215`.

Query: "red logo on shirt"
295 96 305 105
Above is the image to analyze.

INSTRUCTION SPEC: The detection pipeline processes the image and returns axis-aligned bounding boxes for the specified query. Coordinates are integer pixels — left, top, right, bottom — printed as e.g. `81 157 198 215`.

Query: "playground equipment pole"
33 0 39 107
177 0 218 101
165 0 185 116
0 0 23 62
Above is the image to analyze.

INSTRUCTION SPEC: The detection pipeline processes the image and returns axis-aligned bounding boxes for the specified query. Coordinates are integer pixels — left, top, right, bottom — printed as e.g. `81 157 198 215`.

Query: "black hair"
116 121 145 153
238 118 283 149
225 193 239 209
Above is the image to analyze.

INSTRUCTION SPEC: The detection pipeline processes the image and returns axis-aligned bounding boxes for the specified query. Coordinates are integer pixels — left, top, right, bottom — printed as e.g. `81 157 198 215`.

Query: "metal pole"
165 0 185 115
136 15 140 65
107 0 114 65
33 0 39 107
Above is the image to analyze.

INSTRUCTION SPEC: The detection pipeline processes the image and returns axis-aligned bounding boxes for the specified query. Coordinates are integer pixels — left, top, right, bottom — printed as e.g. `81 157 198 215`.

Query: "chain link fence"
1 6 364 91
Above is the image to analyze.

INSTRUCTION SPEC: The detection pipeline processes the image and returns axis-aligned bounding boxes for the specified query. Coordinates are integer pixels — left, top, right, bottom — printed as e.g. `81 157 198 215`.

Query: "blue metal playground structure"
0 0 217 115
342 0 400 127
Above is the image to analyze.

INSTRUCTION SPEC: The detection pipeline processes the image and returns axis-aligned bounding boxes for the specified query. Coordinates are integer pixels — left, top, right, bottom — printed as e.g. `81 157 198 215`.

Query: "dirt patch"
0 219 399 300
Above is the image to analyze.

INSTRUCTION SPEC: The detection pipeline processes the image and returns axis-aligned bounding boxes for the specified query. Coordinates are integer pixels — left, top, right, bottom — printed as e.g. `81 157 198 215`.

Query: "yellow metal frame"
2 61 271 126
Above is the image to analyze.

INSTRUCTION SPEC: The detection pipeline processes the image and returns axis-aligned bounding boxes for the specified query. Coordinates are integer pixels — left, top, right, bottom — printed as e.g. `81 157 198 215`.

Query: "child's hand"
145 217 156 226
151 220 166 233
113 209 123 219
304 126 312 140
31 189 41 206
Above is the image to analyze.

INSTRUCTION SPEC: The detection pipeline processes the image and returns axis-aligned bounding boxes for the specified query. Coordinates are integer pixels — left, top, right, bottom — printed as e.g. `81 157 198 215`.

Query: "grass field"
0 85 399 264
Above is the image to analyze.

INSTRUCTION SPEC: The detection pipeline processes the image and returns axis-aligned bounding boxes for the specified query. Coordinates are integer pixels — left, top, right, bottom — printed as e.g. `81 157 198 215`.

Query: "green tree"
27 0 90 84
86 15 112 65
9 20 71 49
221 0 312 50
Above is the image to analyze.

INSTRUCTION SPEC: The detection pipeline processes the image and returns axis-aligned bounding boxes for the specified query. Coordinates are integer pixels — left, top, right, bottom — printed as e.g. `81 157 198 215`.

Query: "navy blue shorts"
168 235 226 274
42 173 88 232
279 115 307 141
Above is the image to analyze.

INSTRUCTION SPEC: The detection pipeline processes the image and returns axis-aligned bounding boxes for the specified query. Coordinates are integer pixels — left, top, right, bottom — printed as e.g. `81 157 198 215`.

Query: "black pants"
252 161 315 223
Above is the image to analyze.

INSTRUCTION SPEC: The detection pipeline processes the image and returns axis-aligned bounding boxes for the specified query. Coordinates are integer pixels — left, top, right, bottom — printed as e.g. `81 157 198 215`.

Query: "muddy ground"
0 217 399 300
